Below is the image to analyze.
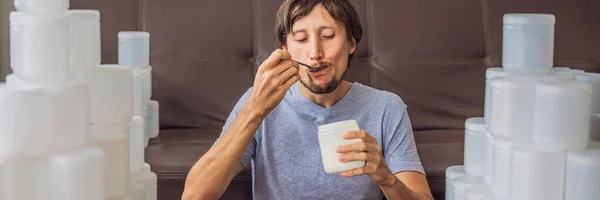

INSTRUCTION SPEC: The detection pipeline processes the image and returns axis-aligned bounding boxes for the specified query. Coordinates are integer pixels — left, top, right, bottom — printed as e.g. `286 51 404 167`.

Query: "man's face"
284 4 356 94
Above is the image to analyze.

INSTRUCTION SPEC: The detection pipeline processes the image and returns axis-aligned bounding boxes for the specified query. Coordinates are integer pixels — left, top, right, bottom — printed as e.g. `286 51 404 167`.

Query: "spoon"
280 59 325 72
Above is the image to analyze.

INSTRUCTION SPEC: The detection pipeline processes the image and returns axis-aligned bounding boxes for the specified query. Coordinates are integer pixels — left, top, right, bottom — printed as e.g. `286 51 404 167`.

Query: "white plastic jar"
68 10 101 75
466 185 495 200
118 32 151 68
591 113 600 142
509 146 566 200
565 148 600 200
484 132 494 185
575 72 600 112
491 138 512 198
445 165 466 200
533 81 592 151
502 14 555 75
317 120 365 174
484 68 508 124
14 0 69 13
453 175 486 200
464 117 487 177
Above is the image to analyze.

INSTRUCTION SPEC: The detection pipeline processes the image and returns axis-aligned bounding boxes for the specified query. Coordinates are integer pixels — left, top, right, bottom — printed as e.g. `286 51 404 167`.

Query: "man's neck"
298 80 353 108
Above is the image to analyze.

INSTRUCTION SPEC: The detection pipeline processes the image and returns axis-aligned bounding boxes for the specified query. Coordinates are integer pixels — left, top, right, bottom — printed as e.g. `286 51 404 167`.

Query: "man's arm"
181 49 299 200
379 171 433 200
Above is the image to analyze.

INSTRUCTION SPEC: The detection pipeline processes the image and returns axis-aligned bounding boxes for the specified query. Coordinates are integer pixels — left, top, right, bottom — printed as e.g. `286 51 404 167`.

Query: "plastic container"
118 31 150 68
132 171 158 200
445 165 466 200
133 68 147 114
466 185 495 200
130 181 145 200
484 68 508 124
491 138 512 198
565 148 600 200
509 146 566 200
1 75 90 157
317 120 365 174
136 111 149 148
533 81 592 151
143 163 152 172
570 69 585 75
484 132 494 185
109 194 133 200
502 14 555 75
83 64 134 127
552 66 571 72
89 132 130 199
12 12 69 84
68 10 101 75
129 115 145 173
147 100 160 138
46 147 105 200
1 155 52 200
141 66 152 104
453 175 486 200
14 0 69 13
575 72 600 112
9 12 23 71
489 77 537 141
464 117 487 177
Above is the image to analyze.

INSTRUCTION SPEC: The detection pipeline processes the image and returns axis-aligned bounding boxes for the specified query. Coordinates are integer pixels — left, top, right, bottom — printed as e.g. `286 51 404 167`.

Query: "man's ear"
348 38 357 54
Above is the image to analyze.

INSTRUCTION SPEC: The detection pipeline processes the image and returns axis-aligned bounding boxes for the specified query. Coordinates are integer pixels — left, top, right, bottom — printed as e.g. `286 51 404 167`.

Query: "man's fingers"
277 66 299 85
342 130 376 143
338 152 368 162
281 74 299 90
260 49 291 72
340 167 367 177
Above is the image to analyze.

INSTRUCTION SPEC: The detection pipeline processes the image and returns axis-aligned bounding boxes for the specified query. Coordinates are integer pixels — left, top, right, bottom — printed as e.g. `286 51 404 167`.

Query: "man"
183 0 432 199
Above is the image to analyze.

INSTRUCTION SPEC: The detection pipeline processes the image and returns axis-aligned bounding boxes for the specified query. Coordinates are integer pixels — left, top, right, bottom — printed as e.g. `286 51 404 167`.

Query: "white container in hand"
464 117 487 177
565 148 600 200
317 120 365 174
575 72 600 112
118 32 150 68
14 0 69 13
509 146 566 200
502 14 555 75
533 81 592 151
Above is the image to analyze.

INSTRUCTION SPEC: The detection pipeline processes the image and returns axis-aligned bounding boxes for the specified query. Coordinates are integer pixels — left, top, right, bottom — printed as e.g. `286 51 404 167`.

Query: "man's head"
275 0 363 94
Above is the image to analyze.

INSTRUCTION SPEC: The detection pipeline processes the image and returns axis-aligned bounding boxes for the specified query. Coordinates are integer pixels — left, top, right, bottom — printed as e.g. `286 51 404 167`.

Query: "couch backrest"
71 0 600 131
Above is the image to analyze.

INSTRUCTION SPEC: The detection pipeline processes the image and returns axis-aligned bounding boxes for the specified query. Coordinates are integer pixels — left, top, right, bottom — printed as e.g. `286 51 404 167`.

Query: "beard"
300 70 347 94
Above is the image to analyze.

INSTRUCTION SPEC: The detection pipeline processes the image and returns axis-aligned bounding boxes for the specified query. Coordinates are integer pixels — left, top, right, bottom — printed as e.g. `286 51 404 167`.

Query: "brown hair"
275 0 363 62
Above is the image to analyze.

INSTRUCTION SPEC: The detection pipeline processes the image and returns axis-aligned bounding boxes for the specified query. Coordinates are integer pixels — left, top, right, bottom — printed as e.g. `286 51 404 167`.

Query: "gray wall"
0 0 13 81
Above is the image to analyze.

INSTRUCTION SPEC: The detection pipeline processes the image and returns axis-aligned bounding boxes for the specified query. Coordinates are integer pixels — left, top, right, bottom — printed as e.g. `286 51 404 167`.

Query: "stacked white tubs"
118 31 158 200
446 13 600 200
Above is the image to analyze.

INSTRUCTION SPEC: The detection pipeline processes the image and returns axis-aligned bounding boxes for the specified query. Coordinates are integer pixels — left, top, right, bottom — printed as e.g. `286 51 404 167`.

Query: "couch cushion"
146 128 464 199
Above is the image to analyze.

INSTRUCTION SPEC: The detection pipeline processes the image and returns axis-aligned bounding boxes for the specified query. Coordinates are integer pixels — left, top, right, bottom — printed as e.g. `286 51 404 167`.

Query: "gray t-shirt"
219 82 425 199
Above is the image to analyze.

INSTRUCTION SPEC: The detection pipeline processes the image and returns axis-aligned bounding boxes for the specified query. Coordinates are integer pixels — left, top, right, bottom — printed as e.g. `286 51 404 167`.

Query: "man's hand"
336 130 395 186
248 49 299 117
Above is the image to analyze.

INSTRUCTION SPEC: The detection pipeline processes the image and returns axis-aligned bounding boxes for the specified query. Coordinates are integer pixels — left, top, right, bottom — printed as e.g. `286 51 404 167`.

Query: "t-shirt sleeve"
382 95 426 176
214 88 256 169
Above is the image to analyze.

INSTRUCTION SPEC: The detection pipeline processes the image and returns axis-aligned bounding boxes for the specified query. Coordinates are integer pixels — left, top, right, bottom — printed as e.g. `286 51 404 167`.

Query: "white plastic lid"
18 12 69 25
486 68 507 79
453 175 486 192
570 69 585 75
536 81 592 96
118 31 150 39
503 13 555 25
445 165 466 180
567 148 600 167
317 119 358 135
143 163 151 172
67 9 100 21
9 11 25 22
575 72 600 82
465 117 486 133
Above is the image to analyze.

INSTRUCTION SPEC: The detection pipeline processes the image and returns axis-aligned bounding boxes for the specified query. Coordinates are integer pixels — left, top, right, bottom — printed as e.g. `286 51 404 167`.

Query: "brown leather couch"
71 0 600 199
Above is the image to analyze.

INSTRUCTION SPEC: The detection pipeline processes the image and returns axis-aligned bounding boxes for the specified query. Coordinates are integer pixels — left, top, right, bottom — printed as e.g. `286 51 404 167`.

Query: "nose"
308 38 324 62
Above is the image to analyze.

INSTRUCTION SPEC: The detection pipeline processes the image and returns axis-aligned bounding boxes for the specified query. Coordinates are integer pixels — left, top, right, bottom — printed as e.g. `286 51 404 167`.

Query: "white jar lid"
118 31 150 39
486 68 507 79
575 72 600 82
536 81 592 96
503 13 555 25
453 175 485 192
567 148 600 167
570 69 585 75
445 165 466 180
465 117 486 133
552 66 571 72
67 9 100 21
